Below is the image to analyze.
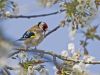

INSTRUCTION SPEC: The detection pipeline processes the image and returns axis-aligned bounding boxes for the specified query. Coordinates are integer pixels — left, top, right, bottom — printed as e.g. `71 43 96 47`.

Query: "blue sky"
1 0 100 75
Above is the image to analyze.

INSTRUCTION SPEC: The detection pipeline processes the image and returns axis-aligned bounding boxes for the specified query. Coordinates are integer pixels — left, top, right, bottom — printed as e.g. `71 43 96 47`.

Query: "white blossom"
69 29 77 40
68 43 75 50
4 11 11 17
61 50 68 58
59 2 65 7
39 68 49 75
83 55 95 62
73 61 86 73
83 55 95 67
27 66 37 75
18 51 27 62
53 66 57 71
37 0 58 7
72 52 81 60
46 2 53 7
73 64 83 72
78 62 86 71
32 64 41 70
27 66 33 75
68 43 75 54
89 0 97 10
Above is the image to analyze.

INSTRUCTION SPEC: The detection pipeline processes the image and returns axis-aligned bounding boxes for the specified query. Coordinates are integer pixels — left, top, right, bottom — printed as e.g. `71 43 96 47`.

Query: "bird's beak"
45 28 48 31
46 29 51 32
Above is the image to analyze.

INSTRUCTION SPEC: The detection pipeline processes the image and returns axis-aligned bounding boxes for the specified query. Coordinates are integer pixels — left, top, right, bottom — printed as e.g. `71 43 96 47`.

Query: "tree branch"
13 48 100 65
8 50 21 58
53 55 60 69
45 25 60 38
3 67 11 75
8 9 65 19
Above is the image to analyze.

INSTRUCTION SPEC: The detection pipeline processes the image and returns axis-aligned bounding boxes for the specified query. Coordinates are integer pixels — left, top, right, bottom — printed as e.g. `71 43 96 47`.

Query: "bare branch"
3 67 11 75
84 61 100 64
8 50 21 58
53 56 60 69
7 9 65 19
45 25 60 38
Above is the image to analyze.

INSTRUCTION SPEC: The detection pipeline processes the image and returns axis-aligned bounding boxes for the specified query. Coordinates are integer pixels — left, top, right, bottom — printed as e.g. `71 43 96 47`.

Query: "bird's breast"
24 34 44 47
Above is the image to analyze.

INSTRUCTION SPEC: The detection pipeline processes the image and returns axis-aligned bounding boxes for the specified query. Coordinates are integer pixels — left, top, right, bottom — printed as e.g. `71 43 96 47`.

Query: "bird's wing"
18 31 36 41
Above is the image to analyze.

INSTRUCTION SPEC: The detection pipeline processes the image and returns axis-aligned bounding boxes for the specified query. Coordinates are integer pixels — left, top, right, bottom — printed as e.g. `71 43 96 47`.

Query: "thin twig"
6 66 15 70
8 9 65 19
83 37 89 55
8 50 21 58
45 25 60 38
53 56 61 70
3 67 11 75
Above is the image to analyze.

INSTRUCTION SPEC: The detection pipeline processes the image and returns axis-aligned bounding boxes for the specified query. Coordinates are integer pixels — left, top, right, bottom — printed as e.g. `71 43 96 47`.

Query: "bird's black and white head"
38 21 48 32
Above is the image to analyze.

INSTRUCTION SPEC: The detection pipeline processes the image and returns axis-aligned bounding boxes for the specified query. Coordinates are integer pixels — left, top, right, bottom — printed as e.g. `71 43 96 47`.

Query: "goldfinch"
18 22 48 49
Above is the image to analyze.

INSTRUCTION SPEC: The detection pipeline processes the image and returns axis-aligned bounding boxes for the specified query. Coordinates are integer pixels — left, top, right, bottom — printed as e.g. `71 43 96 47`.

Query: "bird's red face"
38 22 48 32
42 23 48 32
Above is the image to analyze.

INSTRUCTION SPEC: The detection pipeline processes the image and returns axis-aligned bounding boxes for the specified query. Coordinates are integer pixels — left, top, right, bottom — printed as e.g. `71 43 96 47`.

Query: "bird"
17 22 48 50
